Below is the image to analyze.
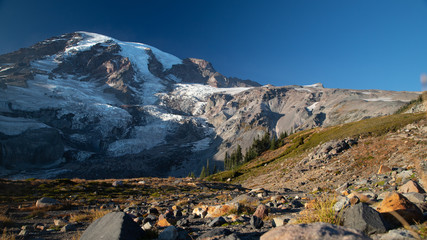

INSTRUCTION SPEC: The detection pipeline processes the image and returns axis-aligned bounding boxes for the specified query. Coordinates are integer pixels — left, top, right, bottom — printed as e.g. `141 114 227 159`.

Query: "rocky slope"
0 32 420 179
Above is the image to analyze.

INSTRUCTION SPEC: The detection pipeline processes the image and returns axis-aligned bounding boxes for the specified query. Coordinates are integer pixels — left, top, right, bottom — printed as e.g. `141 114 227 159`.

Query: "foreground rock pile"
0 164 426 240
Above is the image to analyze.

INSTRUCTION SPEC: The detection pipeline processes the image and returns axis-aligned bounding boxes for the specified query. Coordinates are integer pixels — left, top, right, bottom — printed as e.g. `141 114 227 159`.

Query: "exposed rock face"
166 58 260 88
343 203 388 235
80 212 145 240
0 31 420 179
0 127 64 169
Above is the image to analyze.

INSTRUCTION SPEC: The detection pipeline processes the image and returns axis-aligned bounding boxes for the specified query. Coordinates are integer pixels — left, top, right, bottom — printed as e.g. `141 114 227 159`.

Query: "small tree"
279 131 288 140
206 159 210 176
270 135 279 150
199 166 207 178
212 165 218 174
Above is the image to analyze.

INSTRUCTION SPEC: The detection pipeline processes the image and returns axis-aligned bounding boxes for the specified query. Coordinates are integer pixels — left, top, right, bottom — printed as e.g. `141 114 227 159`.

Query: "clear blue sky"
1 0 426 91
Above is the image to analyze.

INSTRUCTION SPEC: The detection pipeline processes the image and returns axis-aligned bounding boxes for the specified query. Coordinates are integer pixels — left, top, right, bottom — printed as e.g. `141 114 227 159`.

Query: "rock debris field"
0 169 426 240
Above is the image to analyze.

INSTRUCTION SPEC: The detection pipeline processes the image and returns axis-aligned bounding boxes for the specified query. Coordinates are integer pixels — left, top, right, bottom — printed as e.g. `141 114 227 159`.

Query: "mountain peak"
0 32 419 180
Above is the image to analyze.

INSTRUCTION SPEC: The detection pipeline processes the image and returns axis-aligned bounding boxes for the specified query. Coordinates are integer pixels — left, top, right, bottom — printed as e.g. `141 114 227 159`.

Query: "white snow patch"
193 102 207 115
192 137 211 152
0 66 12 72
107 139 148 157
303 83 323 88
364 97 397 102
64 32 111 56
174 84 250 99
294 87 312 92
0 116 50 135
144 105 184 122
2 73 132 138
74 151 94 162
306 102 319 112
66 32 182 105
31 56 59 71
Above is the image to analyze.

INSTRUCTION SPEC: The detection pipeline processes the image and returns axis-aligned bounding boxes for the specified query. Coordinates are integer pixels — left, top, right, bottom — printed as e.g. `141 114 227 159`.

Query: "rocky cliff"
0 32 419 179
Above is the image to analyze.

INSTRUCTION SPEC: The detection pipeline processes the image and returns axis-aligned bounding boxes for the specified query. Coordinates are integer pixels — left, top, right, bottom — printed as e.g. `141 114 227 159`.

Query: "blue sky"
1 0 426 91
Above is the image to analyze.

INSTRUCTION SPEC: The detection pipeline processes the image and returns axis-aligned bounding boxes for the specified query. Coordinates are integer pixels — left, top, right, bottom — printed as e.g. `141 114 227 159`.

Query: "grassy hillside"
207 111 426 184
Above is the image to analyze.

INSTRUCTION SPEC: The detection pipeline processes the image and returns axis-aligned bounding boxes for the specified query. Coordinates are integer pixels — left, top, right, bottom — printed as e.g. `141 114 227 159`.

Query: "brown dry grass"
69 209 111 223
0 214 13 228
1 228 16 240
295 194 341 225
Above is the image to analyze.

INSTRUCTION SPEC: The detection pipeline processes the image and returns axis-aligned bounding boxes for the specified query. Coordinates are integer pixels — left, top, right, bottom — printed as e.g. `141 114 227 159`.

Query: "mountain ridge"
0 32 421 179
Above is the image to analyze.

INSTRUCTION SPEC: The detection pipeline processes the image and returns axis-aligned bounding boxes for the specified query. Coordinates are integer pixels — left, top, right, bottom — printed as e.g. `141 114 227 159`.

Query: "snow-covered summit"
73 31 182 70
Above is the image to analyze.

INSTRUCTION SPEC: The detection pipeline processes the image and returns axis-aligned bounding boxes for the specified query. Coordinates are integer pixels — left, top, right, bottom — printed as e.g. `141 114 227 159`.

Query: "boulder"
158 226 178 240
250 215 263 229
158 211 177 227
334 197 350 212
228 194 260 206
402 192 425 204
336 182 350 194
260 223 371 240
142 222 153 230
396 170 413 182
80 212 144 240
343 203 388 235
192 206 208 218
272 215 288 227
290 199 304 208
112 181 123 187
377 229 417 240
198 228 232 240
376 192 424 226
208 217 227 227
253 204 269 219
347 192 376 203
36 197 60 208
148 208 159 215
398 180 426 194
61 224 76 232
54 218 68 226
377 165 392 174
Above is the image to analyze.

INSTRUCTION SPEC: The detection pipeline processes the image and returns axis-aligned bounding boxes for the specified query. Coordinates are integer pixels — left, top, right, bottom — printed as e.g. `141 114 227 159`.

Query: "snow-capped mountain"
0 32 419 179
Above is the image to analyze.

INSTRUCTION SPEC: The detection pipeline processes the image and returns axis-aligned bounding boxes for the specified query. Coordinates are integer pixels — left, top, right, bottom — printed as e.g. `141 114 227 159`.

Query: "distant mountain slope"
208 110 426 192
0 32 420 179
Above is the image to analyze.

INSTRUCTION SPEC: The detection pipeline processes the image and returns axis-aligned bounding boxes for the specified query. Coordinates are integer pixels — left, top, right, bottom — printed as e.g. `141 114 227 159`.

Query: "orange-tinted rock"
377 165 392 174
376 192 424 226
347 192 373 203
253 204 269 219
349 196 360 206
157 212 176 227
398 180 426 194
341 190 351 196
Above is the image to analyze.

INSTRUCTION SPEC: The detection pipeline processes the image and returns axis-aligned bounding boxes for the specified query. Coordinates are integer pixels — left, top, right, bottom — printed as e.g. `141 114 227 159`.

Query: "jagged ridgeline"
0 32 422 179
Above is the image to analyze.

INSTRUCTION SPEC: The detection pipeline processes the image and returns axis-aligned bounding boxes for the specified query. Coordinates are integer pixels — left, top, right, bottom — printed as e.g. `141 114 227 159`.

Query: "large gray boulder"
260 223 371 240
80 212 144 240
343 203 388 235
36 197 60 208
